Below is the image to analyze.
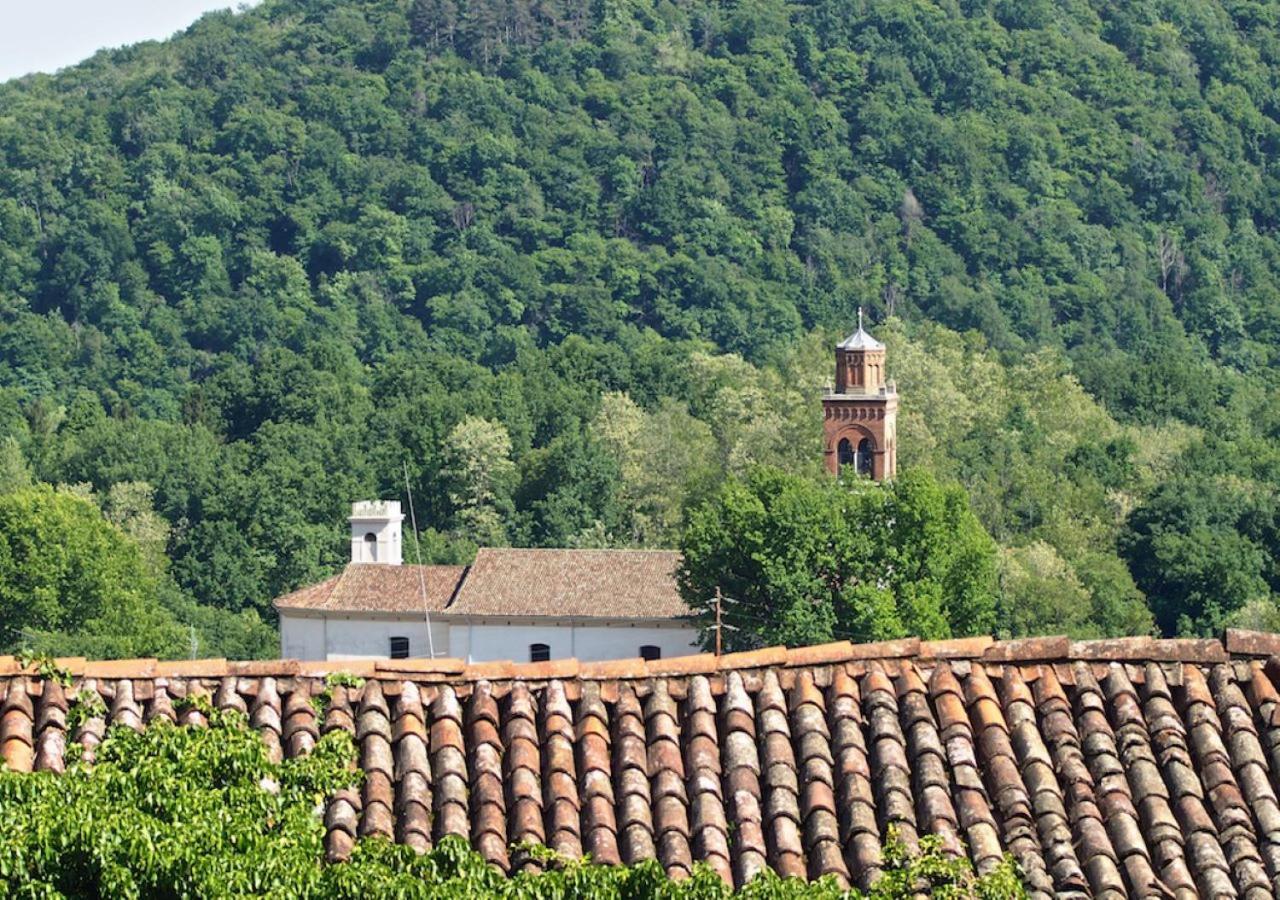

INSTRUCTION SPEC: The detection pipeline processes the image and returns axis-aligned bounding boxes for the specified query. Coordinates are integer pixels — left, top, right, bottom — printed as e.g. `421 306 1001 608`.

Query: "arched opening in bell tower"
837 438 856 470
857 438 874 476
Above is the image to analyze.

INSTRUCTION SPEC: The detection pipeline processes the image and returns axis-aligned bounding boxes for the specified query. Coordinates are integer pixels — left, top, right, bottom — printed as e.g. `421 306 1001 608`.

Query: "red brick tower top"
822 310 897 479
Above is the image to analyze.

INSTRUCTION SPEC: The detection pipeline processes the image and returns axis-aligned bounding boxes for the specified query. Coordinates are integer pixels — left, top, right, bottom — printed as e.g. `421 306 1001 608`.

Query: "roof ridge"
345 561 466 569
4 629 1274 682
473 546 680 554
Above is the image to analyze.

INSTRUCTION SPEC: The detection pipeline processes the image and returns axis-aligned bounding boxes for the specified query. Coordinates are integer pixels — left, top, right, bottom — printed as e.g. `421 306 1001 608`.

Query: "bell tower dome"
823 310 897 479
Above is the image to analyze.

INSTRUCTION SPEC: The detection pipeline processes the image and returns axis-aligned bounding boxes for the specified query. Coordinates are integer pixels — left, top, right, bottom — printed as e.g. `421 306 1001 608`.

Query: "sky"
0 0 261 82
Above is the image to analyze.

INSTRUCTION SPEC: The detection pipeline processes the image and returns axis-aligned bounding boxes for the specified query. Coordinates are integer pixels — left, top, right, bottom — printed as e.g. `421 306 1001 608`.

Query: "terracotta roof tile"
445 548 688 619
920 636 994 659
783 641 853 667
983 636 1070 662
13 631 1280 889
721 671 767 884
683 675 730 884
542 681 583 861
1226 628 1280 657
375 657 466 676
156 659 228 678
393 681 432 852
644 652 720 677
576 683 620 866
1070 637 1228 663
613 683 656 864
842 636 920 660
275 564 466 614
717 646 788 670
508 658 580 681
84 659 157 679
828 666 880 889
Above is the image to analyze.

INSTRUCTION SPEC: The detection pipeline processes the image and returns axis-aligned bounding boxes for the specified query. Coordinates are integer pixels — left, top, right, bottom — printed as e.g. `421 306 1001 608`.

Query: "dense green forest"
1 0 1278 656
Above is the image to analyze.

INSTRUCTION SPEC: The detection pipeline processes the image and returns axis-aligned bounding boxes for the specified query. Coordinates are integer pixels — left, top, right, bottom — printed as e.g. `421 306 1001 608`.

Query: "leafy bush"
0 711 1025 898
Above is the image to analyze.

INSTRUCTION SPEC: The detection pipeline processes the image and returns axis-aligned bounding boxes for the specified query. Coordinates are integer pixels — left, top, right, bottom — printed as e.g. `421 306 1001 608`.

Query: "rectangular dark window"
530 643 551 663
389 636 410 659
639 645 661 661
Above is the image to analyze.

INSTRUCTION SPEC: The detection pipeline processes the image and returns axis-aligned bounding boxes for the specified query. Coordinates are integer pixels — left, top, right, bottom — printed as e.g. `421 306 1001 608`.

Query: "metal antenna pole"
404 461 437 659
715 586 723 658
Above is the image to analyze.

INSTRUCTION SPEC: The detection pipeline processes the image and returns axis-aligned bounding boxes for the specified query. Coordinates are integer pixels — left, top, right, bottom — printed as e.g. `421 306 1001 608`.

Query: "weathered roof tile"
11 631 1280 890
446 549 687 619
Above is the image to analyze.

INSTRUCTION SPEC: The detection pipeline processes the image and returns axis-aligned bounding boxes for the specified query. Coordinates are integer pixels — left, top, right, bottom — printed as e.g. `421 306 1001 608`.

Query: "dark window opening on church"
639 645 661 661
389 636 410 659
857 438 874 476
364 531 377 561
837 438 856 469
530 643 551 663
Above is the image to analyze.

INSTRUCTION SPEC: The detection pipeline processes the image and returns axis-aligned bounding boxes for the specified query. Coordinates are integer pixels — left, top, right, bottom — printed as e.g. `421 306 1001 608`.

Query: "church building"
275 502 700 663
822 310 897 479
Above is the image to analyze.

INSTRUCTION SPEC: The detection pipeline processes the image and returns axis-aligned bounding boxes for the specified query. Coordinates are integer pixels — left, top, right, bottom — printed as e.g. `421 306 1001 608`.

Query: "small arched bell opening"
857 438 874 477
837 438 856 470
364 531 377 562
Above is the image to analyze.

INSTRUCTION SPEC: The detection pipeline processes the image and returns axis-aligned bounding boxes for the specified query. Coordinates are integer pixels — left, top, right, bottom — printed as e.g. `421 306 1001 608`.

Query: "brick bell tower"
823 310 897 479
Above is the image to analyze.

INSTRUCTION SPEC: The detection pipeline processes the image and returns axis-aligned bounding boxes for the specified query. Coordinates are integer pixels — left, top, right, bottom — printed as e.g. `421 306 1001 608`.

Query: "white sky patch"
0 0 262 82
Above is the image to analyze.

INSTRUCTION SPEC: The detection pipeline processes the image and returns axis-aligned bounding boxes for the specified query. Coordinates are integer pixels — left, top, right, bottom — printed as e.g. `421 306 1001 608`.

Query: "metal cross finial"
857 306 863 330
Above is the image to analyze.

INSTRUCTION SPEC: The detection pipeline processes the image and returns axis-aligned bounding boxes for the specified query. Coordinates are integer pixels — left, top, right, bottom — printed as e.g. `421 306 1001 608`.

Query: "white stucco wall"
280 614 325 660
449 621 700 663
282 612 700 662
279 612 449 661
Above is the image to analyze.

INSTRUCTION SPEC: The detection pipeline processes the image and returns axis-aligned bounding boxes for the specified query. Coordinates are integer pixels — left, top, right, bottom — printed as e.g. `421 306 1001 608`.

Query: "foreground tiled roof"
11 631 1280 895
274 563 466 614
445 548 689 619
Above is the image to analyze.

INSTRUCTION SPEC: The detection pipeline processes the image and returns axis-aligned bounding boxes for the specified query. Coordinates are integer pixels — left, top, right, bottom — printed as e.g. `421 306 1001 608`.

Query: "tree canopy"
0 484 274 659
679 468 999 650
0 0 1278 648
0 486 179 657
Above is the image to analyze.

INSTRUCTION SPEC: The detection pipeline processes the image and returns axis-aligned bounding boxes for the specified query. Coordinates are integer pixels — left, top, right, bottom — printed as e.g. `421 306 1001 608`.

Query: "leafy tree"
0 486 186 658
594 392 717 546
0 437 33 493
440 416 517 546
679 468 998 649
1122 475 1276 635
998 543 1153 639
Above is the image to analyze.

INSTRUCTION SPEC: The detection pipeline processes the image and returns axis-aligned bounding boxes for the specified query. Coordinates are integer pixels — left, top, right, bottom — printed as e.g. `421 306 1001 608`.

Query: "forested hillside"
1 0 1277 655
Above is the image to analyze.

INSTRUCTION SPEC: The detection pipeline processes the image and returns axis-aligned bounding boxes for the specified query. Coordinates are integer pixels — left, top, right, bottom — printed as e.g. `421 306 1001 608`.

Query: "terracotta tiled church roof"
273 549 689 620
8 630 1280 894
274 563 467 614
446 548 688 619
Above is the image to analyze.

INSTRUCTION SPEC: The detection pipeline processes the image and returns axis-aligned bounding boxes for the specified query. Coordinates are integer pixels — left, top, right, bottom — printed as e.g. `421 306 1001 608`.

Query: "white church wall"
279 612 449 661
455 621 700 663
280 614 325 660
